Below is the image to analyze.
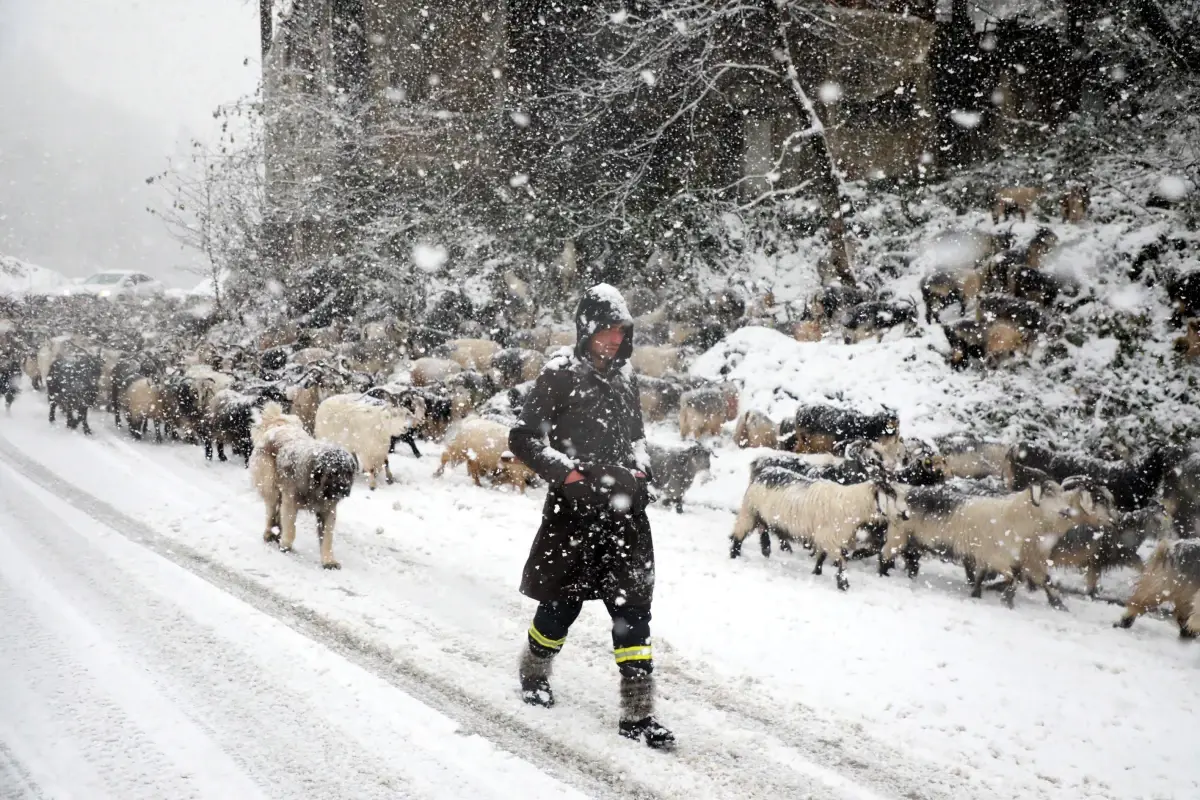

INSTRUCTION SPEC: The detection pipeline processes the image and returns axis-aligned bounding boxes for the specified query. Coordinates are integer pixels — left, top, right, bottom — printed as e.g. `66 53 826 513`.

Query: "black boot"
519 649 555 708
619 716 676 750
619 673 674 749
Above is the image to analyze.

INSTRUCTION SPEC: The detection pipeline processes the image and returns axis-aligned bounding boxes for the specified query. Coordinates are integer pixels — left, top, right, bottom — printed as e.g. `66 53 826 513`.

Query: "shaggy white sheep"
884 479 1113 608
315 393 425 490
434 416 536 492
731 471 907 590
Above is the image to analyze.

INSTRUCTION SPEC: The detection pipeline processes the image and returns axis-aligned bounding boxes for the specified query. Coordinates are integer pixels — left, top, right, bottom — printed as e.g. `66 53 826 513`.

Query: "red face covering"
588 325 625 369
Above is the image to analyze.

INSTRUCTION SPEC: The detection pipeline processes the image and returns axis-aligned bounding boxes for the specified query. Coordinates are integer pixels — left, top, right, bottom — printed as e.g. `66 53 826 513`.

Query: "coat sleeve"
628 377 653 478
509 367 576 486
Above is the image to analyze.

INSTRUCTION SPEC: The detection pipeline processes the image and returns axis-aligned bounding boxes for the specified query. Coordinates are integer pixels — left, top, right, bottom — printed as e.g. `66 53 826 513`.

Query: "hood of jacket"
574 283 634 368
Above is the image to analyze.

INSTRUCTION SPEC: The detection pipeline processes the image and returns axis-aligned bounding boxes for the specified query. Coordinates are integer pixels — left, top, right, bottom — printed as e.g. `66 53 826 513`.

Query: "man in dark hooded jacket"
509 283 674 749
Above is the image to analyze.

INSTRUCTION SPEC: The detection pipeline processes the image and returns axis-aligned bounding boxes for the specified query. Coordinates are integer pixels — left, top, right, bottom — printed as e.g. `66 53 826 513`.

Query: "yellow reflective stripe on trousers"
613 645 653 663
528 625 566 650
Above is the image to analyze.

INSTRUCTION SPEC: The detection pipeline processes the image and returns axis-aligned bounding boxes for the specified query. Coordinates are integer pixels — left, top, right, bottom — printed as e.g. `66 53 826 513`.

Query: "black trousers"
527 598 653 677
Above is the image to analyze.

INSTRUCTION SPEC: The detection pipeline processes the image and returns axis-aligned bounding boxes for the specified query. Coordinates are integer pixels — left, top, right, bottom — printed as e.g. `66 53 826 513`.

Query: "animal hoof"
836 577 849 591
263 532 280 543
278 545 291 554
1114 618 1133 629
322 561 341 570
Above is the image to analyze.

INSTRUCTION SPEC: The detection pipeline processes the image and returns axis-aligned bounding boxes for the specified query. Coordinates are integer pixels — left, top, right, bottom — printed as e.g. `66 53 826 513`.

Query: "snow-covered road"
1 392 1198 799
0 460 589 800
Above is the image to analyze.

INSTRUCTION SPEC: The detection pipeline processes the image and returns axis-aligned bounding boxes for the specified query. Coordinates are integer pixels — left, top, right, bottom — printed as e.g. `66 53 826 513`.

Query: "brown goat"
1115 540 1200 637
1060 186 1090 223
992 187 1044 223
1174 319 1200 360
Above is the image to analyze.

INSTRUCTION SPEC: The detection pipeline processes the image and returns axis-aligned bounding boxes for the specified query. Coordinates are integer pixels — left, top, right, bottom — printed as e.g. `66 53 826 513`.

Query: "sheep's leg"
835 549 850 591
963 555 977 584
317 508 340 570
759 530 772 558
385 461 395 485
1085 564 1101 598
674 498 683 514
970 566 988 599
263 496 281 543
1000 571 1021 608
730 534 744 559
368 469 378 491
779 535 793 553
1176 595 1196 638
216 441 228 463
467 460 483 487
204 439 213 461
812 550 827 576
1115 576 1163 628
903 542 922 578
48 401 56 424
433 452 449 478
278 493 298 553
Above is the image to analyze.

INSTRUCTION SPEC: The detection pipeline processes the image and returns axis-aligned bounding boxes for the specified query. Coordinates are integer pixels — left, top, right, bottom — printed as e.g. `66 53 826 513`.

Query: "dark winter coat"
510 285 656 606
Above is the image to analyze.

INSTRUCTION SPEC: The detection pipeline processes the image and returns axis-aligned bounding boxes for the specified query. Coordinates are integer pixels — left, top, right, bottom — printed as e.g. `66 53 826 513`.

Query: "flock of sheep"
724 403 1200 639
2 257 1200 642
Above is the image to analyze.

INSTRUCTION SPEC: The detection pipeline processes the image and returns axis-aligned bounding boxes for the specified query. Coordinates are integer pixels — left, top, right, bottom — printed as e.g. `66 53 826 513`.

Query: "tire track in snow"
0 741 48 800
0 434 646 800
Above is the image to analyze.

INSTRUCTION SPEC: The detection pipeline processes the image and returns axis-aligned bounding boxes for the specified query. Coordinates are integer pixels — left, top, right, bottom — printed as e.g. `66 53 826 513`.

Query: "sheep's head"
685 442 713 476
498 453 537 488
1060 475 1115 524
874 482 909 520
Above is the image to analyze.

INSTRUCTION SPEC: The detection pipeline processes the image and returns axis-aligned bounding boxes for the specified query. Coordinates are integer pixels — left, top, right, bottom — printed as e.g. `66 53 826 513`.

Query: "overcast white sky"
0 0 260 286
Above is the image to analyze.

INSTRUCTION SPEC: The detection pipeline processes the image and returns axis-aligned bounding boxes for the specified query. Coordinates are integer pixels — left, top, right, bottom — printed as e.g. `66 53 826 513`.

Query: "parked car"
62 271 165 302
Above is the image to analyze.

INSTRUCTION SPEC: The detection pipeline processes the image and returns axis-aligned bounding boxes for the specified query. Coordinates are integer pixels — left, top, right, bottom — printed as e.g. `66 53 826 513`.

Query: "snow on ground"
691 326 994 442
0 255 71 296
1 389 1198 799
0 462 580 800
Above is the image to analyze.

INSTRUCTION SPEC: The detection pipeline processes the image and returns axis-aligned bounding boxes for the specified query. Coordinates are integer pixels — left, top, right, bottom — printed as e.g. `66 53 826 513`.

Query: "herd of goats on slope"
2 192 1200 641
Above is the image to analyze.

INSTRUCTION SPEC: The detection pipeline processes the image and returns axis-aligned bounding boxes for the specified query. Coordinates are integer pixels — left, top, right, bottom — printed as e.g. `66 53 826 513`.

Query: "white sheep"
439 338 501 371
629 345 681 378
734 409 777 449
883 478 1113 608
679 384 739 439
730 471 907 590
122 377 165 441
433 416 536 492
314 393 425 490
410 357 463 386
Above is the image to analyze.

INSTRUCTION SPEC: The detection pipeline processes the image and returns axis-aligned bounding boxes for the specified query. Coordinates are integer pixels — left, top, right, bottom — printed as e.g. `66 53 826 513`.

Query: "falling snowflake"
818 82 842 104
1157 175 1193 202
950 110 982 129
412 244 448 272
510 111 531 127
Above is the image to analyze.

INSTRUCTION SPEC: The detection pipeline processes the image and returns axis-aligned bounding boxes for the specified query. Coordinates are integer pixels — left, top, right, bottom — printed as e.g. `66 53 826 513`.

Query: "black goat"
47 352 103 434
1007 442 1186 513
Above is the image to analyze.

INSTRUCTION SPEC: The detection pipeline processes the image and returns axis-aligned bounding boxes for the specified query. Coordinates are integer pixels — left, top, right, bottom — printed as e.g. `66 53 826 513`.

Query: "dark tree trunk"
766 1 854 286
260 0 272 61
